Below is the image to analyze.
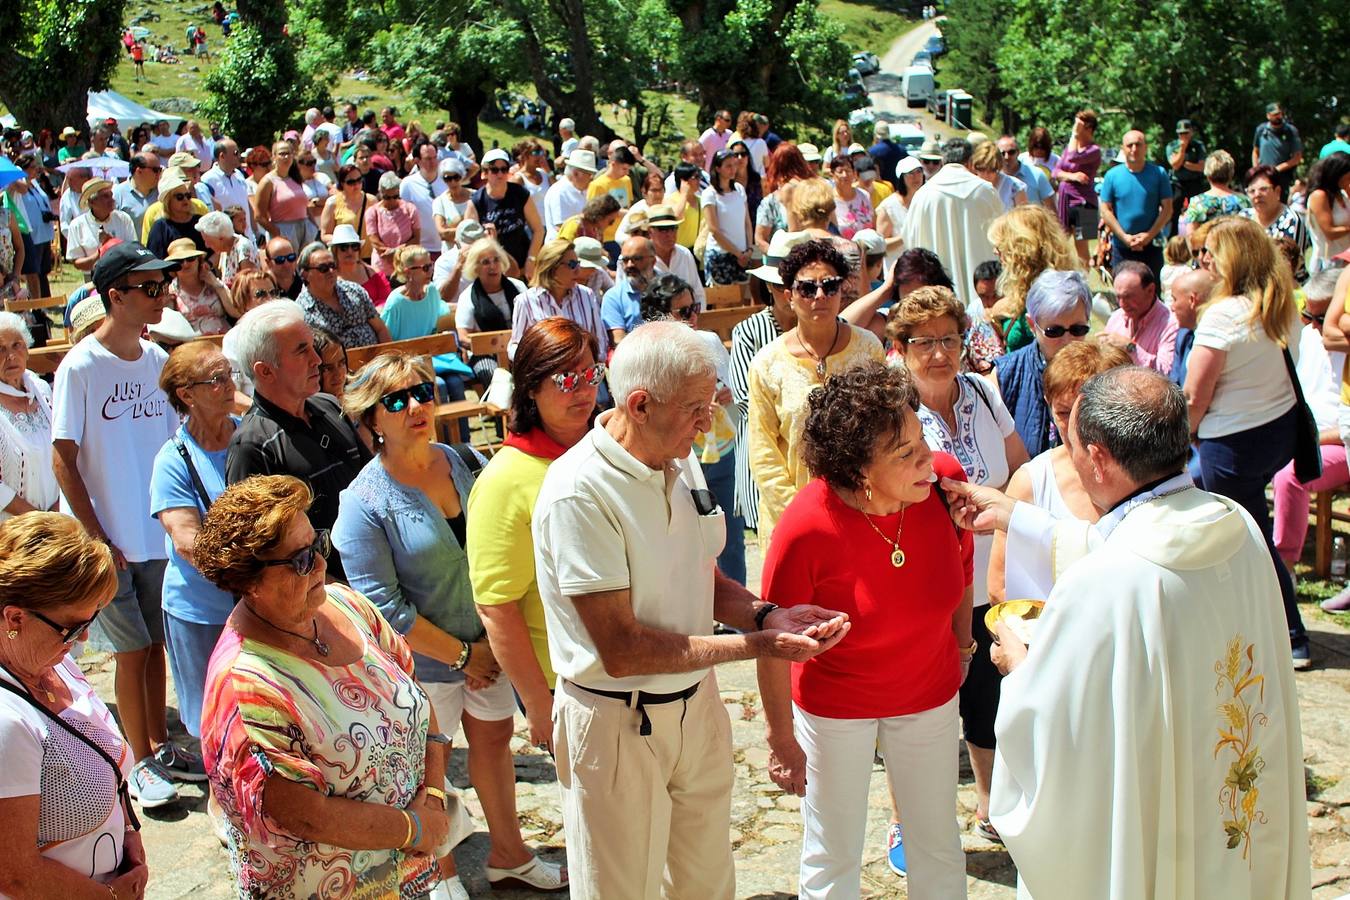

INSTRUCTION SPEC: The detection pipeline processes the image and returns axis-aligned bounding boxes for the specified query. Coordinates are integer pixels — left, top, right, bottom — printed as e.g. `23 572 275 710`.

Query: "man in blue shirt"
602 236 657 345
997 135 1052 208
1099 130 1172 282
1251 102 1303 195
869 122 909 189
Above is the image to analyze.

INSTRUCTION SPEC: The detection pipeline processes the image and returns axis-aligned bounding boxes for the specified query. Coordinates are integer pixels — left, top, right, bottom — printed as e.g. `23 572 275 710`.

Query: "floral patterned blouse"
1182 191 1251 228
833 188 874 240
200 584 438 900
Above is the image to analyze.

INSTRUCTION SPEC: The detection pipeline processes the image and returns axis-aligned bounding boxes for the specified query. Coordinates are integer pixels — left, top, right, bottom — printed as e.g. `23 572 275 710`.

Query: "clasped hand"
759 605 851 662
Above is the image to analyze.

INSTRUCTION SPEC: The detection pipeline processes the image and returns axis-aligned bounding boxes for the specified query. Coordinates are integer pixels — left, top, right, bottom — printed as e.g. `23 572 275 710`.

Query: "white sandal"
429 875 469 900
486 855 569 892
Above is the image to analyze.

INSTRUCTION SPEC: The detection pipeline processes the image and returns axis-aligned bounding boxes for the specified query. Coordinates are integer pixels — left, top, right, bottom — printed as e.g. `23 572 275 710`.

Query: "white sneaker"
429 875 469 900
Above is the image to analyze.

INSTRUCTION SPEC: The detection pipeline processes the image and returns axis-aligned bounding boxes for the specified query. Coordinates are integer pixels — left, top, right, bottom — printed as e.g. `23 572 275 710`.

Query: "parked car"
924 34 945 57
911 50 933 68
843 78 868 108
928 88 951 119
852 51 881 76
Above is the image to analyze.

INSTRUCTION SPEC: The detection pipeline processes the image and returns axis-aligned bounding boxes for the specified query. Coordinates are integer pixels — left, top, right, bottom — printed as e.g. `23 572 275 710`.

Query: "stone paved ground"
81 540 1350 897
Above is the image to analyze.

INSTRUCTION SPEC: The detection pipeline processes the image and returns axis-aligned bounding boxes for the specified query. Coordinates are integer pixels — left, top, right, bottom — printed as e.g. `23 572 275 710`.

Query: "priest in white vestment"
898 138 1004 318
943 367 1311 900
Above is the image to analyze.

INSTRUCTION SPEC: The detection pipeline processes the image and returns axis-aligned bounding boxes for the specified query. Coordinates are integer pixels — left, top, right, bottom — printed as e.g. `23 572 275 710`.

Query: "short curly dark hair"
779 239 850 291
640 273 694 322
802 361 920 491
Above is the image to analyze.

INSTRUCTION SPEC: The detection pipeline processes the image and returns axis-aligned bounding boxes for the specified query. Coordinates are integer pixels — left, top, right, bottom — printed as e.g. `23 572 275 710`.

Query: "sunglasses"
117 277 170 298
30 608 101 644
486 165 511 174
551 363 607 393
671 304 697 321
252 287 282 299
564 259 581 270
730 151 749 159
380 193 401 201
793 276 845 298
271 253 298 264
531 148 547 155
260 530 331 577
652 224 677 232
343 177 363 186
379 381 436 412
298 158 316 166
190 372 234 389
1040 323 1091 338
445 174 462 182
306 262 337 274
405 263 431 272
168 191 191 202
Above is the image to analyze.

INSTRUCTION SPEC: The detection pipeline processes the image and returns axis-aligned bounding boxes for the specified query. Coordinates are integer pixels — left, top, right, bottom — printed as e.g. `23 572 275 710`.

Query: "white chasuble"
991 483 1311 899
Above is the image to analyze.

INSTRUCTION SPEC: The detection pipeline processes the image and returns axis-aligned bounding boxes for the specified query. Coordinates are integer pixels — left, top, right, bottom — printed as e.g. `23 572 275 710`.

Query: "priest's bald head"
1066 366 1191 512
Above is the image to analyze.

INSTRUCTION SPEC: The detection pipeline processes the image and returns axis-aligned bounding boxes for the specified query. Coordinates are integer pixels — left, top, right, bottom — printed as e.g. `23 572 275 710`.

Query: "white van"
902 65 935 107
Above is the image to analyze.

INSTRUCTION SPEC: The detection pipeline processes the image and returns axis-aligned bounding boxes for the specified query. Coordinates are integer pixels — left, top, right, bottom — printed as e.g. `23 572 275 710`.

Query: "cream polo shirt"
533 411 724 693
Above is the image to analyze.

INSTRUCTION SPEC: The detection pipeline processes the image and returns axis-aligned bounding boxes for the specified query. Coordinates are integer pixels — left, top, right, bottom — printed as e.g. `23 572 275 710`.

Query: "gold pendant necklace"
860 500 907 567
797 320 841 379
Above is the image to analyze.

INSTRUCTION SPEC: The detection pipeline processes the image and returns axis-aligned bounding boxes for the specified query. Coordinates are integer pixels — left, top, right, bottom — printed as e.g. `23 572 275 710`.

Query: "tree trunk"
504 0 615 143
450 87 489 157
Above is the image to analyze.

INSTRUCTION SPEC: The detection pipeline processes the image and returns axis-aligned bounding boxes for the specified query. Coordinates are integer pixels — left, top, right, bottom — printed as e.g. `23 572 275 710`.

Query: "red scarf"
503 428 570 461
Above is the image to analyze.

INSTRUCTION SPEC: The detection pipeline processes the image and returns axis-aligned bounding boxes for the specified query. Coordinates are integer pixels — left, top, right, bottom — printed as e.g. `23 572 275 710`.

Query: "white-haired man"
542 149 597 240
225 300 371 582
534 322 851 898
943 367 1310 899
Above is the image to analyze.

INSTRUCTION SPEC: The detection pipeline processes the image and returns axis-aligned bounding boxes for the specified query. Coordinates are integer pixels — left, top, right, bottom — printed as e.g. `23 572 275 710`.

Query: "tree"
945 0 1345 165
198 0 315 147
0 0 128 137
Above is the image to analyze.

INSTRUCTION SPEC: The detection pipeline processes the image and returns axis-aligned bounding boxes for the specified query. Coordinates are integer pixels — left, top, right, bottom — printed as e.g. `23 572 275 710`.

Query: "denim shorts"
90 560 167 653
163 612 226 737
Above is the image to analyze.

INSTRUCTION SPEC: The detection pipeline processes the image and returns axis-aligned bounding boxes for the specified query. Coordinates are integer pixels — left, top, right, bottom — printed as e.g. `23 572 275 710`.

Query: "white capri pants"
794 694 967 899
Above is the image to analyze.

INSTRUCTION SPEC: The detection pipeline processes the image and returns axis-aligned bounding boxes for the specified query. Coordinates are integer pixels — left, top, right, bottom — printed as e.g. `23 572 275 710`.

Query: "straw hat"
79 178 114 209
164 238 206 262
70 294 107 338
747 231 811 285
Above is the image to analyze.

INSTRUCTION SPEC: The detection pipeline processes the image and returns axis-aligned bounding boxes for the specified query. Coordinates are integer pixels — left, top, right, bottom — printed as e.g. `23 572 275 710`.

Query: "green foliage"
0 0 129 133
198 23 312 148
944 0 1346 162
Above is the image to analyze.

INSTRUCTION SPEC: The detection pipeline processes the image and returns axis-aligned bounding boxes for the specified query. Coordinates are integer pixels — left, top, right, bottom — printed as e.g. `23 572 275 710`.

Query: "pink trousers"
1272 443 1350 565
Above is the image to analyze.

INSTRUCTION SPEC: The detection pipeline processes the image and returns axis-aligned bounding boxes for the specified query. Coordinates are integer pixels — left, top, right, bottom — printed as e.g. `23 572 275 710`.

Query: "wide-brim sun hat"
573 236 608 269
330 223 361 246
747 230 811 285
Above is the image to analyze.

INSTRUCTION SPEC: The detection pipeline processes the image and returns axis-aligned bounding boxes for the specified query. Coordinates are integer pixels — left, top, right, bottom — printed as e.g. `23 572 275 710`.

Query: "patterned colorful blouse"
201 584 438 900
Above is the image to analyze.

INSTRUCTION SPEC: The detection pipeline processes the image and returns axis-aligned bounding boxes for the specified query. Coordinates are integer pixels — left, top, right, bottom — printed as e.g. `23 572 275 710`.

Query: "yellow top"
465 445 557 687
746 325 884 548
868 180 895 210
587 173 633 241
665 191 703 250
140 197 211 243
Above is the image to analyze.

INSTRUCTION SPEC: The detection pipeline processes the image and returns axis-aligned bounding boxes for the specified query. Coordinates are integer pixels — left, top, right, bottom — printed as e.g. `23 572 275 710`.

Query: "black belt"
571 680 701 736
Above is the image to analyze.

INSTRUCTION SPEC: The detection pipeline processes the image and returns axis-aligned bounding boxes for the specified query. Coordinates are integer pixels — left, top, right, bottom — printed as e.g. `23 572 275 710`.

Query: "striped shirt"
729 307 786 529
509 285 610 361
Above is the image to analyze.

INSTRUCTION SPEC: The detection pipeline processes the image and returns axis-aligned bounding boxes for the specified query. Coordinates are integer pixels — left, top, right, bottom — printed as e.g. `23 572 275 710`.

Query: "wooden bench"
1313 491 1350 578
27 342 70 375
699 304 760 345
347 333 501 449
6 294 70 344
704 283 750 309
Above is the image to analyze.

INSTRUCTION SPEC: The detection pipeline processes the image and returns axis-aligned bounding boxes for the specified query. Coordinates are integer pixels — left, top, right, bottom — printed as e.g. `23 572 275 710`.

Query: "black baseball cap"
92 242 178 296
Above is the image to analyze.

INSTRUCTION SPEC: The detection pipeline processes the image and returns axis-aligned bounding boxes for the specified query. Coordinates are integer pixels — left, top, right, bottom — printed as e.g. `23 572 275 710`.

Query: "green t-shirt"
1164 136 1207 196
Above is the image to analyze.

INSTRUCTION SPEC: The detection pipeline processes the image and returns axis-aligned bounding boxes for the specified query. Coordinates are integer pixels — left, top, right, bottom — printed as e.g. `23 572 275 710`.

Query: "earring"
6 630 16 640
864 485 873 502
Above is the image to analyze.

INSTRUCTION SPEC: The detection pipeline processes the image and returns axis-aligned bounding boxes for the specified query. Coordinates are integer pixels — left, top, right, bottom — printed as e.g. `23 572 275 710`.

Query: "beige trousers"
553 672 736 900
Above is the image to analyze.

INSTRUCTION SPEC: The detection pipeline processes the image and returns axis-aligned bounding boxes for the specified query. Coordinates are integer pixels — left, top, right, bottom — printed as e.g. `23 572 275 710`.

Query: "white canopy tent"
1 90 186 132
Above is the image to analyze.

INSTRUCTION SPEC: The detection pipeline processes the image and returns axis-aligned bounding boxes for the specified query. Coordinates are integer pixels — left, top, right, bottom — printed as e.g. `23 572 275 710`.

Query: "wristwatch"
754 603 780 631
425 786 448 810
427 731 452 746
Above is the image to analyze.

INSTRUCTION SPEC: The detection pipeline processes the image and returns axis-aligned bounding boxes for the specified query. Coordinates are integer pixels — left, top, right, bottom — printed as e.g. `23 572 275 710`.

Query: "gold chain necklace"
797 319 841 378
859 500 907 567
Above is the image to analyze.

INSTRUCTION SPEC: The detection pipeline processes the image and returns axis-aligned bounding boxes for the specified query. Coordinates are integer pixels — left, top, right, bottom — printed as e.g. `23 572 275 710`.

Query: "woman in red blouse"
757 360 973 898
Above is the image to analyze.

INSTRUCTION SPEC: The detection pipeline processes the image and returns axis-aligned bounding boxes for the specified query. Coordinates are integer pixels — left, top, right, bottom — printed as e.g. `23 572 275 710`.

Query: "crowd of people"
0 89 1343 900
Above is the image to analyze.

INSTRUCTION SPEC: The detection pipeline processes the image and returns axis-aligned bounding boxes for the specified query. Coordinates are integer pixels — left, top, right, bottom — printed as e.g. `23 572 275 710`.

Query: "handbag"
1282 347 1323 484
482 367 513 412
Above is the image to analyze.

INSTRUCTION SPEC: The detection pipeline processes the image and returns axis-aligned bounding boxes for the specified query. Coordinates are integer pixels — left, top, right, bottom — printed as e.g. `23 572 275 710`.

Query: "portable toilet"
946 91 974 131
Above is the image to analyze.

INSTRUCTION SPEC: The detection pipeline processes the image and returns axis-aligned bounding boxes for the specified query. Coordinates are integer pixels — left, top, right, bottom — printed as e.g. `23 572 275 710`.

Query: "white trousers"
795 695 967 899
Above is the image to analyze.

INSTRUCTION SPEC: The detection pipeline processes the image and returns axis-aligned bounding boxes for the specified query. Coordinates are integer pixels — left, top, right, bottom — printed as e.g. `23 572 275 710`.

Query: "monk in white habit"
943 366 1310 900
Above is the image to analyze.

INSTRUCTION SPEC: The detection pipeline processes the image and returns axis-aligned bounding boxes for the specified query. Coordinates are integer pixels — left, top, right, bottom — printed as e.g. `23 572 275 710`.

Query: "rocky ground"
81 539 1350 898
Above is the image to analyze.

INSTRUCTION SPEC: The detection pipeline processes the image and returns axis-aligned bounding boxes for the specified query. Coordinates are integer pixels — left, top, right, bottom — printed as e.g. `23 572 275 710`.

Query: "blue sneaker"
1291 641 1312 671
886 822 907 877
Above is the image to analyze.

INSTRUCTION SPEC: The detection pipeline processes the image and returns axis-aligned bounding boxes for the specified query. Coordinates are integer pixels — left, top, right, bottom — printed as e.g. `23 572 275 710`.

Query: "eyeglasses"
379 381 436 413
619 254 652 264
343 177 363 186
260 530 331 577
551 363 607 392
671 304 697 321
117 277 170 298
168 191 191 202
999 149 1018 157
306 262 337 274
564 259 581 270
730 151 749 159
905 335 962 354
190 372 234 389
252 287 282 299
29 608 101 645
270 253 298 265
1302 310 1327 325
1039 323 1091 338
793 276 845 298
486 165 511 174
